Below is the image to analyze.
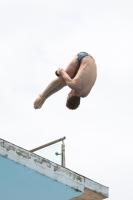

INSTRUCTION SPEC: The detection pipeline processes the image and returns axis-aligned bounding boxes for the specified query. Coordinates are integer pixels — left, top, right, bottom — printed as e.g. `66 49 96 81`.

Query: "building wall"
0 155 82 200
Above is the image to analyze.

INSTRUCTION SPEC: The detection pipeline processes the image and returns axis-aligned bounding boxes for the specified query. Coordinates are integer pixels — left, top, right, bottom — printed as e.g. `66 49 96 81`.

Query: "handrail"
30 136 66 153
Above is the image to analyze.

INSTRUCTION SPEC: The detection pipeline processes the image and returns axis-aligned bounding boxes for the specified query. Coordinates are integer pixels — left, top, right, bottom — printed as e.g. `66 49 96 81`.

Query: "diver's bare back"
74 56 97 97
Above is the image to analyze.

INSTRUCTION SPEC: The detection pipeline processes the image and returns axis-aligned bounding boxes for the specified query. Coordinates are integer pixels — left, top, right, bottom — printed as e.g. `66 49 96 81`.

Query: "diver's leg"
60 55 79 79
43 55 79 102
34 76 66 109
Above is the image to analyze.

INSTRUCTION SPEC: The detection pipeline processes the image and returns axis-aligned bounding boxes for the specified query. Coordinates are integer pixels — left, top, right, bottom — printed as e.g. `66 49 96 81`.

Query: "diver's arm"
58 69 81 93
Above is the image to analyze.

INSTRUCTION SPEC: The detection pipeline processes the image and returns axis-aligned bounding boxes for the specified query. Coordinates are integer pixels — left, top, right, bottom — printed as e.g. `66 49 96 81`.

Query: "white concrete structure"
0 138 109 200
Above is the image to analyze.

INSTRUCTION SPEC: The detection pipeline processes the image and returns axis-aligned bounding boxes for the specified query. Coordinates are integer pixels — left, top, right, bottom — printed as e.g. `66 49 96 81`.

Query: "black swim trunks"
77 52 94 65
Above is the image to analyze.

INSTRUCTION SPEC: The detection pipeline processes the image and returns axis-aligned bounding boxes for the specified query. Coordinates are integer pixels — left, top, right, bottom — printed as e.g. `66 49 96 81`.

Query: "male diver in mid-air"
34 52 97 110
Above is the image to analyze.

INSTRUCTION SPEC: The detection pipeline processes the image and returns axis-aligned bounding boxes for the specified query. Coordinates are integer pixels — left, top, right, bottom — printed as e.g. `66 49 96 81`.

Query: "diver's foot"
34 94 45 109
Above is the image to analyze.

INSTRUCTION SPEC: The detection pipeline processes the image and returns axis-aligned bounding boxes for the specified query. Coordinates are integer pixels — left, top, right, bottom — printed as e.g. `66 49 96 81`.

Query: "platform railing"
30 136 66 167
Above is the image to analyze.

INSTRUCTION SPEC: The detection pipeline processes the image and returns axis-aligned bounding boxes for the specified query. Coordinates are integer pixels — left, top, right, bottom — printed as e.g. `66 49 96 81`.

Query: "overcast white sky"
0 0 133 199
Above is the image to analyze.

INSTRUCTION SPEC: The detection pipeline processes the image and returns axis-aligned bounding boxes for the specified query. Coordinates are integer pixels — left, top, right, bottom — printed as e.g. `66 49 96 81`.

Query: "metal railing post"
61 141 65 167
